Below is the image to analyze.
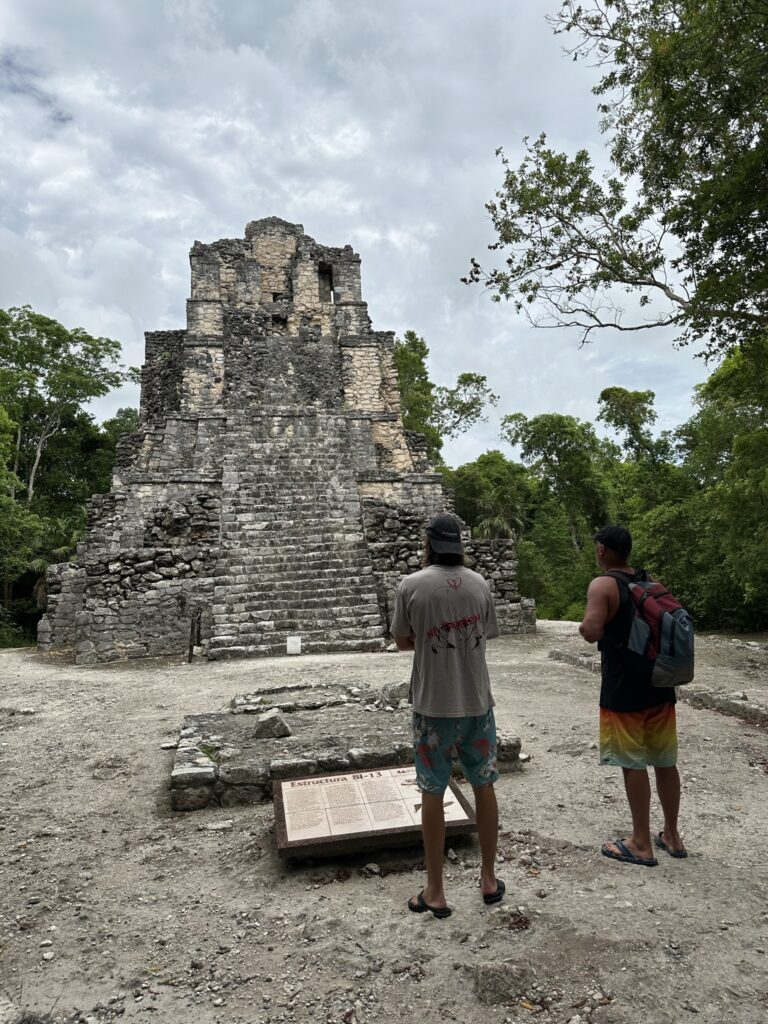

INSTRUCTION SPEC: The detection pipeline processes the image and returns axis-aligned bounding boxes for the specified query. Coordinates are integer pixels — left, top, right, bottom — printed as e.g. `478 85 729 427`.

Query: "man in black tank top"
580 526 687 866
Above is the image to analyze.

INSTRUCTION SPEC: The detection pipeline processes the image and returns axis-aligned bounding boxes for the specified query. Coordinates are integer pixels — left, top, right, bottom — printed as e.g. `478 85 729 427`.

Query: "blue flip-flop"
654 832 688 859
601 838 658 867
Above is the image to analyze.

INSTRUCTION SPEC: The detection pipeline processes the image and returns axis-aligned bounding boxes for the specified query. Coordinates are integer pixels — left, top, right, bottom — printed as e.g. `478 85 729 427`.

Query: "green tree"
465 1 768 358
28 509 87 609
672 339 768 625
0 496 43 612
0 305 136 503
393 331 442 460
596 386 690 519
597 387 659 458
393 330 498 462
516 488 597 620
442 450 529 536
0 406 21 496
473 487 524 539
501 411 612 546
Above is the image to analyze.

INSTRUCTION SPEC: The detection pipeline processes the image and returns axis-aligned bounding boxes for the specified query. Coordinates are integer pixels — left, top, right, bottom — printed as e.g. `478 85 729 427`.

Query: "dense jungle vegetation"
396 331 768 631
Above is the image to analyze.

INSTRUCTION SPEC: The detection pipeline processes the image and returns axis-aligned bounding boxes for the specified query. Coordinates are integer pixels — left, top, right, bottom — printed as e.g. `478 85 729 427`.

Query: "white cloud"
0 0 711 466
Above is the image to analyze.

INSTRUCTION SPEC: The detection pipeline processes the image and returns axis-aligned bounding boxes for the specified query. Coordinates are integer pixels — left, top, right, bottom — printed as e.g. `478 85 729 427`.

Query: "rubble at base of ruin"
38 217 535 664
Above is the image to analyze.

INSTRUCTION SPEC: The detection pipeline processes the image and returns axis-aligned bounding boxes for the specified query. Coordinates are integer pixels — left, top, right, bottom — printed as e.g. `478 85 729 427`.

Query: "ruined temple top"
244 216 304 240
184 218 363 321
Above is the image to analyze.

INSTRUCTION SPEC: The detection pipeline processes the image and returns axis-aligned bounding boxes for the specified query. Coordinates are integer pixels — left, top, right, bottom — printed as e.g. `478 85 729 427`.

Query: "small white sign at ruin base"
274 766 475 857
286 635 302 654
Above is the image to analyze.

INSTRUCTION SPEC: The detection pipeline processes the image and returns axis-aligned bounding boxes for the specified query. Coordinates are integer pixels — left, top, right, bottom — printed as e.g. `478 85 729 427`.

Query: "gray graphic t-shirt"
390 565 499 717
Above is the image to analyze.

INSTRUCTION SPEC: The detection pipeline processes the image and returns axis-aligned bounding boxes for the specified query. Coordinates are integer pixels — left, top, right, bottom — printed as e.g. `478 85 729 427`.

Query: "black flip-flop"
654 831 688 859
408 891 452 918
601 838 658 867
482 879 506 905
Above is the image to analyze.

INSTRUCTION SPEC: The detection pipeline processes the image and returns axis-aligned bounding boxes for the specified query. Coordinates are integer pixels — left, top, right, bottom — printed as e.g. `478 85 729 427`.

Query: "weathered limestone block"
252 708 292 739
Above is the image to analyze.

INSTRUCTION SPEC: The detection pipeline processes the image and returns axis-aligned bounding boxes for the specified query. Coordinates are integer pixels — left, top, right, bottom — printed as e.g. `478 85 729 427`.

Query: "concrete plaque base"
274 766 476 859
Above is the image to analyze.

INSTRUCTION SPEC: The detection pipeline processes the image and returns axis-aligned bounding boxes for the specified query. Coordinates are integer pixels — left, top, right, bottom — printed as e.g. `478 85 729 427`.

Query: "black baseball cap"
425 514 464 555
593 525 632 553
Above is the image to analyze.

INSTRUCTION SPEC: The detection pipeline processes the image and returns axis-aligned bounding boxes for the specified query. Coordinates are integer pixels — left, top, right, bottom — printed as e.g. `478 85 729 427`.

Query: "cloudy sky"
0 0 709 466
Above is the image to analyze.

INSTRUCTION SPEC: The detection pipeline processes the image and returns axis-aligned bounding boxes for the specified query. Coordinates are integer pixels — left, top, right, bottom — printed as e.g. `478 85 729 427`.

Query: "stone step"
215 567 374 583
223 464 358 477
219 520 363 533
206 636 387 660
211 585 380 603
213 583 376 599
219 535 368 550
207 631 386 654
211 590 381 607
210 621 385 642
210 612 383 633
221 559 370 575
214 588 378 606
212 601 381 620
212 595 381 614
220 508 361 520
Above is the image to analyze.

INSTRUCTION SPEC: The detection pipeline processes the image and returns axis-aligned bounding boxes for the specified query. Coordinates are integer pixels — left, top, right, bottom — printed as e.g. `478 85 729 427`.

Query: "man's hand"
394 634 416 652
579 577 616 644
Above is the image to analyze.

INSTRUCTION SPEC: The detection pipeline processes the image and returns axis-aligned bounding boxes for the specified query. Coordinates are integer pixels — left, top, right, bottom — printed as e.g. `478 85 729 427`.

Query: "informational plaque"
274 766 476 858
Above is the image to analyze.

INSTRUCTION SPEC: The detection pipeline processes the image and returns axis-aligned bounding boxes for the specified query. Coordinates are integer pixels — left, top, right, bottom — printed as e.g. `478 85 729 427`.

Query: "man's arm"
390 581 415 652
485 587 500 641
579 576 616 644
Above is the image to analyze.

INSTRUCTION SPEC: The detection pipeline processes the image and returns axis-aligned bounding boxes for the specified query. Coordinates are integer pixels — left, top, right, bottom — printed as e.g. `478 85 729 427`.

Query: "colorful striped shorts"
599 702 677 770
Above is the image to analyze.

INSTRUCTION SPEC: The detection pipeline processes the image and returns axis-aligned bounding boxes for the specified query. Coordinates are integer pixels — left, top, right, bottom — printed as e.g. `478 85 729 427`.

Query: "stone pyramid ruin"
38 218 534 663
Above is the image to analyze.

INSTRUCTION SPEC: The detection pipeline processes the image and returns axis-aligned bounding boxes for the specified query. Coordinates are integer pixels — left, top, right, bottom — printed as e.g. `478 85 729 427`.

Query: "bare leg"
472 783 499 897
604 768 654 861
417 791 448 908
654 765 684 851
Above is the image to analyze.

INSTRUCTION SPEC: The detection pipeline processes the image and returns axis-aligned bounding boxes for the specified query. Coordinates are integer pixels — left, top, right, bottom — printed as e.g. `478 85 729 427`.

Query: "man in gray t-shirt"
391 514 505 918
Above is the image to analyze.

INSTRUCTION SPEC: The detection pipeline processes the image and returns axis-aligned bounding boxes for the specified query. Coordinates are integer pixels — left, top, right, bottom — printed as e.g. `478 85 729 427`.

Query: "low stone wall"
361 499 536 635
170 683 523 811
73 546 217 663
37 563 86 653
548 647 768 728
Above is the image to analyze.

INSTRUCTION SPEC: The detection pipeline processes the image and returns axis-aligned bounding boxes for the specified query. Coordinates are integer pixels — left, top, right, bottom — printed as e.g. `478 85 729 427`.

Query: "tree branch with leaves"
0 305 137 503
393 330 498 463
466 1 768 358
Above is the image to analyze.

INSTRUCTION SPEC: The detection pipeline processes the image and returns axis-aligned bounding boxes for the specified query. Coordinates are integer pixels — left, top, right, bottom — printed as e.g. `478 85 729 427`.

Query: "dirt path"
1 623 767 1024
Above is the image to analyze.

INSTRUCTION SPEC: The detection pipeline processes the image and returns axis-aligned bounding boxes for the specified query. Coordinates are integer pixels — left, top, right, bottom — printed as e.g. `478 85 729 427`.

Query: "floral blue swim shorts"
412 710 499 794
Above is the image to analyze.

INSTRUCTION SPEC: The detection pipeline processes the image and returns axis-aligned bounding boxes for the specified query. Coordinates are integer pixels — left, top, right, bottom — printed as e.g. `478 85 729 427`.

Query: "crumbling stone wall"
39 217 534 663
37 563 86 653
361 499 536 635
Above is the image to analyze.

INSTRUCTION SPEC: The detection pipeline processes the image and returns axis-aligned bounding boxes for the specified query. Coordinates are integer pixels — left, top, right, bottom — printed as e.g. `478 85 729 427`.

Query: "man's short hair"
594 525 632 559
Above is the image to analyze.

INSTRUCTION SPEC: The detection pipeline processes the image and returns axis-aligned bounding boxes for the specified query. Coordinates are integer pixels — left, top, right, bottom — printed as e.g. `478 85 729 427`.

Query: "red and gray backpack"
605 569 695 687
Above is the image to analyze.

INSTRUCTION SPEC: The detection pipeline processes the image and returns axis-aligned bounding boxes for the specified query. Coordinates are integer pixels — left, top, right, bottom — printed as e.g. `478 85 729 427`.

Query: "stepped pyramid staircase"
208 409 386 658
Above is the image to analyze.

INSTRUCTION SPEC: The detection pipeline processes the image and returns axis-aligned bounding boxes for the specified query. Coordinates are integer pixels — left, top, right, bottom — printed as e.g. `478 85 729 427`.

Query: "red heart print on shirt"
447 578 462 590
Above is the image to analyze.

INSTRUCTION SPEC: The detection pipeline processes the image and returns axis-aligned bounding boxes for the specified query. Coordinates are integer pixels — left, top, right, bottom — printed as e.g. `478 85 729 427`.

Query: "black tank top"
598 569 676 712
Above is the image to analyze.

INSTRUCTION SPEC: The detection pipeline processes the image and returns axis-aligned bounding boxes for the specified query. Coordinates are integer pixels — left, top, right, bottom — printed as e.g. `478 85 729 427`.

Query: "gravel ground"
1 621 767 1024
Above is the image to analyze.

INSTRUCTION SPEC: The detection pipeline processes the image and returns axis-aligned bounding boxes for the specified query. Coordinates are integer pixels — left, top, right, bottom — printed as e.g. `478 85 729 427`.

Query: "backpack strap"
603 569 635 591
603 568 650 585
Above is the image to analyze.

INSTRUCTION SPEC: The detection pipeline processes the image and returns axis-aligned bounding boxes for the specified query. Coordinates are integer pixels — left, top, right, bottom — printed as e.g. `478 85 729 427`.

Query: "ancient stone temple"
38 218 535 663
